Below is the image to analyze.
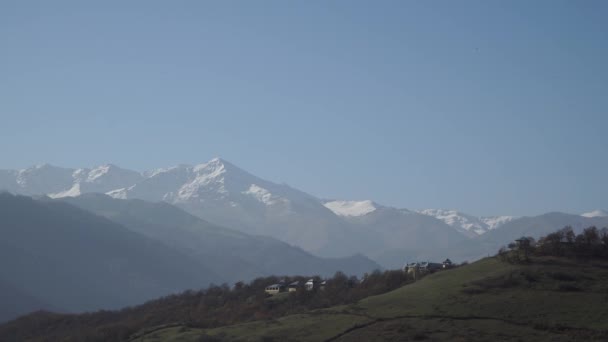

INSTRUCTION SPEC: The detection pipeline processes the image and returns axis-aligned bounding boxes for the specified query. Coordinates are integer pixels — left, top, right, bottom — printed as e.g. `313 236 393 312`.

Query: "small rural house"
442 258 453 269
288 281 300 292
265 283 286 295
404 261 444 275
515 236 532 248
420 262 443 272
305 278 317 291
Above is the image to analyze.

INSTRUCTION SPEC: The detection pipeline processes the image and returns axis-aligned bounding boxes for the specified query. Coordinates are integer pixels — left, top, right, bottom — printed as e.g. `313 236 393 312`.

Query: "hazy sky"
1 1 606 216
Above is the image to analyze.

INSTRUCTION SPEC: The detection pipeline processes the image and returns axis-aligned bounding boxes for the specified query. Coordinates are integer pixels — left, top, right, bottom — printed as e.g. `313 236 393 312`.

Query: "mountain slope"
340 207 470 269
60 194 381 282
10 256 607 341
0 192 221 319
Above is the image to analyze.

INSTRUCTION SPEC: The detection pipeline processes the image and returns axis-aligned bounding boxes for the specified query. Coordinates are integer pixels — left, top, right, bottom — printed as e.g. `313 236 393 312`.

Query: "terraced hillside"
134 256 608 342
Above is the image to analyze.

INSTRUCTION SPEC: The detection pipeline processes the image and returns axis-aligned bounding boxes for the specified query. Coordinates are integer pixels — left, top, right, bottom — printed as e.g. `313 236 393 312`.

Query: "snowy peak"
73 164 141 183
14 164 75 194
102 157 296 210
47 164 144 198
581 209 608 218
417 209 515 236
323 200 378 217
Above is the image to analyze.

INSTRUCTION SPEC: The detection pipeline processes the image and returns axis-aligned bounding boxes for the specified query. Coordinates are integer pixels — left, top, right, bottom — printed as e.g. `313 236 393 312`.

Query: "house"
288 281 300 292
264 283 286 295
420 262 443 272
404 261 444 275
515 236 532 248
320 280 327 290
442 258 453 269
403 262 419 274
305 278 318 291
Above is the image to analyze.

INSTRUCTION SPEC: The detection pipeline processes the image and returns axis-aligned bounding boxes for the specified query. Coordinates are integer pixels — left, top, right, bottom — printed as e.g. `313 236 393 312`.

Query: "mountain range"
1 158 606 265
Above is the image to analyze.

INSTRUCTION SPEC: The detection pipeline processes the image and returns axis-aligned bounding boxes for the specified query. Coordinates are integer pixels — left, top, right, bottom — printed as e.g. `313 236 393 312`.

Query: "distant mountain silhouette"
61 194 381 282
0 192 221 321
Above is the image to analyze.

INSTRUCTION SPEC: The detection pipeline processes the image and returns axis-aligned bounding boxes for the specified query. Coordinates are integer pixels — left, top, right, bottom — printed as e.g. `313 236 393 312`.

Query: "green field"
133 256 608 341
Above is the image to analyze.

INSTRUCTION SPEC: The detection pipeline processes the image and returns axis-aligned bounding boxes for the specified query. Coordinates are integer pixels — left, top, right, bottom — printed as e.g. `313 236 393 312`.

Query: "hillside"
130 256 608 341
59 194 380 282
0 193 220 320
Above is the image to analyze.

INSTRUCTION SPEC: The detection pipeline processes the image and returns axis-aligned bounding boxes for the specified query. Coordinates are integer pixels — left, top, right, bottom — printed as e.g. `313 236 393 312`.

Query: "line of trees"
498 226 608 263
0 269 416 342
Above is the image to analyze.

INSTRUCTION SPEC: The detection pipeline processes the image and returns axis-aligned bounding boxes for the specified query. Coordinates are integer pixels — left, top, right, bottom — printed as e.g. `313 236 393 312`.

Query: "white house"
264 283 285 295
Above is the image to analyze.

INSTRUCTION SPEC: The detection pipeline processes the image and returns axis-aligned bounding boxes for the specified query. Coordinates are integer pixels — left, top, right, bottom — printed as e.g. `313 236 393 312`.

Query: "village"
264 258 454 295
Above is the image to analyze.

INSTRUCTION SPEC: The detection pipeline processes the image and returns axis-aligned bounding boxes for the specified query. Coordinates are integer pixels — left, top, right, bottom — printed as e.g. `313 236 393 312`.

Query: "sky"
1 0 607 216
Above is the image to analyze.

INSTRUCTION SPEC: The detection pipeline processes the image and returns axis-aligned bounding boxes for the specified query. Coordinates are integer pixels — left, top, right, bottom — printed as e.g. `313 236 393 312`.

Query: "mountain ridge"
2 159 606 266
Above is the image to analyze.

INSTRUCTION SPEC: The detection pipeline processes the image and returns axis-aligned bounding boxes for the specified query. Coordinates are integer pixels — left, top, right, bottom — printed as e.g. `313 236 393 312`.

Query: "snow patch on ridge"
49 183 81 198
87 165 111 182
106 187 130 199
418 209 515 236
582 209 608 218
146 166 180 178
324 200 377 217
480 216 515 230
243 184 287 206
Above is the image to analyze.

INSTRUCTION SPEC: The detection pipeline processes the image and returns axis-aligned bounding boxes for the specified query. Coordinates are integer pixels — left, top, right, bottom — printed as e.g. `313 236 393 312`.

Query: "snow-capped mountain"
0 164 143 197
417 209 515 237
0 159 472 262
3 158 604 267
50 164 143 198
581 209 608 218
107 158 350 255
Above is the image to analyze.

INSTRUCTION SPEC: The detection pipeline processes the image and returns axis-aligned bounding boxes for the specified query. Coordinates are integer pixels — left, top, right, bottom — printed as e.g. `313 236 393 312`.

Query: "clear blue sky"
1 1 606 216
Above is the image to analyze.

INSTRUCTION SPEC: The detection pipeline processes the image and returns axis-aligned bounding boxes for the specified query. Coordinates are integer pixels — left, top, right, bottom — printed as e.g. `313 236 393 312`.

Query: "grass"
132 256 608 341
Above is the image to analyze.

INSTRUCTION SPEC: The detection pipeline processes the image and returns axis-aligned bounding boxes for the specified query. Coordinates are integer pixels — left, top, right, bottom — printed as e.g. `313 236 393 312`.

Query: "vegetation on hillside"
0 269 430 342
132 227 608 342
3 226 608 342
498 226 608 263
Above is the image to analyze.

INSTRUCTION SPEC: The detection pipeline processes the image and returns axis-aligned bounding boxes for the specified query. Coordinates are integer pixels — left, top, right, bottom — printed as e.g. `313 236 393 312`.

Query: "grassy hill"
134 256 608 341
